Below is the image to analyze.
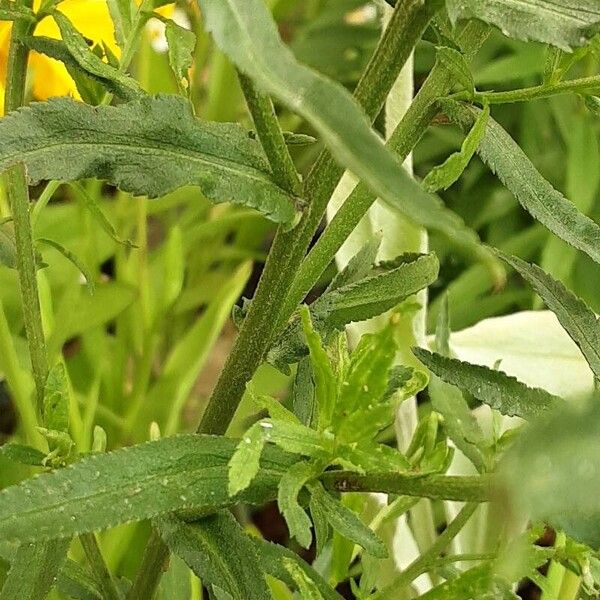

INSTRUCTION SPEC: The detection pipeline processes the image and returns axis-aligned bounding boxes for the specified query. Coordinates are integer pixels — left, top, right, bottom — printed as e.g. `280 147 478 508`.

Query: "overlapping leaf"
0 95 296 224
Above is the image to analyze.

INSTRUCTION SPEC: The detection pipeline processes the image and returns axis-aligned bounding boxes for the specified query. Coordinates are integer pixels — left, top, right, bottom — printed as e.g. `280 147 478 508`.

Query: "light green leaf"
165 19 196 93
157 512 271 600
53 11 143 101
0 540 70 600
501 399 600 549
446 0 600 50
43 363 69 433
0 435 293 543
278 461 320 548
414 348 562 419
423 104 488 192
498 252 600 381
198 0 487 257
0 95 296 224
309 483 387 558
106 0 133 49
436 46 475 94
283 558 324 600
445 101 600 265
0 225 17 269
37 238 95 293
228 423 267 496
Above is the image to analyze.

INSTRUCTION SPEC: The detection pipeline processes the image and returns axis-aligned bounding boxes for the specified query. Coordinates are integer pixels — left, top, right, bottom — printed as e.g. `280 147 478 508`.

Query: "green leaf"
106 0 133 49
157 512 271 600
446 0 600 51
37 238 95 293
53 11 143 101
498 252 600 381
0 95 296 225
283 558 325 600
309 494 330 557
0 444 45 467
278 461 320 548
423 104 488 192
413 348 562 419
0 224 17 269
165 19 196 94
0 435 293 543
0 540 70 600
436 46 475 94
501 399 600 549
43 363 69 433
326 235 381 293
197 0 487 257
0 4 35 22
445 101 600 265
309 483 387 558
228 422 267 496
292 357 316 427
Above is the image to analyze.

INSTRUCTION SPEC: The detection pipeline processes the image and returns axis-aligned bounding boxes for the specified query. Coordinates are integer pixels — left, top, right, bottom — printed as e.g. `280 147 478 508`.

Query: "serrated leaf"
501 399 600 549
414 348 562 420
53 11 143 101
0 435 293 543
165 19 196 93
309 483 387 558
278 461 320 548
0 95 296 224
43 363 69 433
423 104 488 192
0 4 35 22
436 46 474 94
283 558 325 600
326 235 381 293
498 252 600 381
445 101 600 265
446 0 600 51
106 0 133 49
309 494 330 557
0 540 70 600
157 512 271 600
37 238 95 293
198 0 487 257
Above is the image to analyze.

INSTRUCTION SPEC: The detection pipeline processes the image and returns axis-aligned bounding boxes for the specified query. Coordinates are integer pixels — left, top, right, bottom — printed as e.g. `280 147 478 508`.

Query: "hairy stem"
126 529 169 600
80 533 123 600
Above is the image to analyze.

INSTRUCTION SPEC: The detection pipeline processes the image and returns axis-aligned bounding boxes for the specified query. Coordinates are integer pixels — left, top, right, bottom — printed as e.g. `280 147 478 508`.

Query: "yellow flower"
0 1 175 106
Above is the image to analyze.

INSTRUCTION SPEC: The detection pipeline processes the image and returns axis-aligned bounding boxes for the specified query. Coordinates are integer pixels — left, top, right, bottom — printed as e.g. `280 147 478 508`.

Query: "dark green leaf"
498 252 600 380
436 46 474 94
0 540 70 600
198 0 487 257
0 435 293 543
292 357 316 427
0 5 35 22
0 95 296 224
445 101 600 265
0 444 45 467
157 512 270 600
414 348 562 419
446 0 600 50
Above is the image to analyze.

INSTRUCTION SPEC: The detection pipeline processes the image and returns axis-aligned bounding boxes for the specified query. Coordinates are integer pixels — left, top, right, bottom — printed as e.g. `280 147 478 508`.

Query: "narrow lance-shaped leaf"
38 238 95 293
435 46 474 95
0 5 35 22
197 0 489 258
446 0 600 51
413 348 562 420
157 512 271 600
444 101 600 266
423 104 488 192
498 252 600 381
165 19 196 93
0 95 296 224
283 558 325 600
0 435 294 544
43 363 70 433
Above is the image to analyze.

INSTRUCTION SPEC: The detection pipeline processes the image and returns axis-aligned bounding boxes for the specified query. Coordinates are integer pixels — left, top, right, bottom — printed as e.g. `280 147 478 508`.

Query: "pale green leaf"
53 11 143 100
157 512 271 600
165 19 196 93
498 252 600 381
228 423 266 496
0 435 293 543
283 558 324 600
446 0 600 50
43 363 69 433
0 95 296 224
414 348 562 419
445 101 600 265
309 483 387 558
0 540 70 600
436 46 474 94
423 105 488 192
198 0 487 257
37 238 95 293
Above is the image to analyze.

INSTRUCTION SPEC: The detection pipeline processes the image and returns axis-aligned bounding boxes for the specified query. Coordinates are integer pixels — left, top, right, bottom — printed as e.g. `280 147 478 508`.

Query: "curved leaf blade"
0 95 296 224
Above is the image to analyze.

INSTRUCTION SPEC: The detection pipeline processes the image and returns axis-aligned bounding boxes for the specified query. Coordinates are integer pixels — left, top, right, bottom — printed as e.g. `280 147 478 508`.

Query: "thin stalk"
4 3 47 412
198 0 438 436
126 530 169 600
80 532 123 600
374 503 479 600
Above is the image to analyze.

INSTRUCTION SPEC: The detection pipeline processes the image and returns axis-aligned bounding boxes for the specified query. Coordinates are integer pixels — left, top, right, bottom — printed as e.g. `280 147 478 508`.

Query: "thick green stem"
4 4 47 412
80 533 123 600
198 0 438 436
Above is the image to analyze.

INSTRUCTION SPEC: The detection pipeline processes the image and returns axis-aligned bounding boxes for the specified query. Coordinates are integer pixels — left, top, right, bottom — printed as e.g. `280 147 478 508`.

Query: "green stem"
375 503 479 600
4 3 47 412
80 533 123 600
197 0 438 436
126 529 169 600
